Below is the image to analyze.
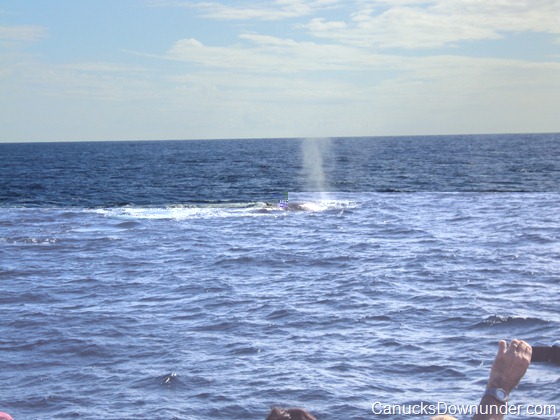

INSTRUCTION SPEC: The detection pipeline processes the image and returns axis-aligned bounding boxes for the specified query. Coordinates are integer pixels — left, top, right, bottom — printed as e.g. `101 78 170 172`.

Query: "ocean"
0 134 559 419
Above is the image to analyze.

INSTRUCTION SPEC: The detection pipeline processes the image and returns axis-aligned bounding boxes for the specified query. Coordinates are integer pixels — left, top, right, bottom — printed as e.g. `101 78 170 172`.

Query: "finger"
509 339 520 352
498 339 507 354
519 341 532 358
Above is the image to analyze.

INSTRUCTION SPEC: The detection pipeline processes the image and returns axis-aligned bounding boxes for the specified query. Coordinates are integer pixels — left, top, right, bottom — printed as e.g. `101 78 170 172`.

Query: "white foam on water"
88 197 359 221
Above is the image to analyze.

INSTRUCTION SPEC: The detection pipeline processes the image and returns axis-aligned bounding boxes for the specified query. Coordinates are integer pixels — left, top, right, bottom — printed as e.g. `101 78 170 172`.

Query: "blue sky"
1 0 559 142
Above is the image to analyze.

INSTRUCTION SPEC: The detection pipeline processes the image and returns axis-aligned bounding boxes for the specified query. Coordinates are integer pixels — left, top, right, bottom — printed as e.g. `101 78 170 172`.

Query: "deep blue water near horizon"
1 134 559 419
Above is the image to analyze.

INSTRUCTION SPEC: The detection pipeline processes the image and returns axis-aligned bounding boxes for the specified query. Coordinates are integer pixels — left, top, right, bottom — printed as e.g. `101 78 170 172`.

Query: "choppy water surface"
0 135 559 419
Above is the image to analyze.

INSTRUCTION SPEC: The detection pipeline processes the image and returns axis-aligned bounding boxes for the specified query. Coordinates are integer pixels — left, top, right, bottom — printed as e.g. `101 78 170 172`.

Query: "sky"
1 0 560 142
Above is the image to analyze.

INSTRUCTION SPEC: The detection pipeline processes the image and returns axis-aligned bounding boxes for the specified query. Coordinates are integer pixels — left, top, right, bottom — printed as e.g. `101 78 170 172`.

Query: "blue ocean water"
0 134 559 419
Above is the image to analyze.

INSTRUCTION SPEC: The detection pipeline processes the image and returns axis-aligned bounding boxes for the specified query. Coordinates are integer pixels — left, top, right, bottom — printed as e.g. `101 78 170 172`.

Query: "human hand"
486 339 532 394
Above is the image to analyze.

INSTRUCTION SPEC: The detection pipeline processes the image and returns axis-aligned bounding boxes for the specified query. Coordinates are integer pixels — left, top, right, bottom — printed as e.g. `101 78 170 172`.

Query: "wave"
472 315 550 329
90 198 358 221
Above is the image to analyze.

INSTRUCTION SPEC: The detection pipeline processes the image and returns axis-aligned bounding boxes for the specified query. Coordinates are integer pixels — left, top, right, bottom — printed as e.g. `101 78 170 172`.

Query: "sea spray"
301 138 331 200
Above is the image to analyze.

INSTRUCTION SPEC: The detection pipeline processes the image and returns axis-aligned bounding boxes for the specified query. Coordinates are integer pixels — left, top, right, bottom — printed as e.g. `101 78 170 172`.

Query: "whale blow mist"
301 138 331 198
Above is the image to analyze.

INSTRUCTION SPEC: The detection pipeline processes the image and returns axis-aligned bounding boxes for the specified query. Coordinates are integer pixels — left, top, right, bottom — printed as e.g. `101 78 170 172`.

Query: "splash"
301 138 331 199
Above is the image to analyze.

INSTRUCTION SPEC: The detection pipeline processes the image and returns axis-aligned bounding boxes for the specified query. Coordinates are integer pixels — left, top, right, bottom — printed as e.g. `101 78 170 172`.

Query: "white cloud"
165 20 560 123
305 18 347 31
164 30 560 108
64 62 149 73
0 24 47 42
153 0 341 20
178 56 560 137
0 52 155 103
434 0 560 34
167 34 403 73
3 0 559 141
154 0 560 51
304 0 560 49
